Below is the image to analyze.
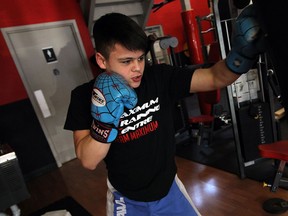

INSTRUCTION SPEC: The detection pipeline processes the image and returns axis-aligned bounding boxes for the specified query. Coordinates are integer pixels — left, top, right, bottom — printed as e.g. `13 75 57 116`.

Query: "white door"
2 20 93 167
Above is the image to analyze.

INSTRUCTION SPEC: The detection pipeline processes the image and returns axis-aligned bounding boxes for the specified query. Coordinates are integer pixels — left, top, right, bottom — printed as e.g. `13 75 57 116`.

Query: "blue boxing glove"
90 72 138 143
226 4 267 74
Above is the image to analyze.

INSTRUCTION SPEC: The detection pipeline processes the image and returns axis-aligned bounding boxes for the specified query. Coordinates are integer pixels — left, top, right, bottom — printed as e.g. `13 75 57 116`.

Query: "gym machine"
0 143 30 216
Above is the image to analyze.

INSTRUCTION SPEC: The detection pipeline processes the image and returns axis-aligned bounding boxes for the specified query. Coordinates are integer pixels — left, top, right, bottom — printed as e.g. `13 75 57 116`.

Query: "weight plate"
263 198 288 214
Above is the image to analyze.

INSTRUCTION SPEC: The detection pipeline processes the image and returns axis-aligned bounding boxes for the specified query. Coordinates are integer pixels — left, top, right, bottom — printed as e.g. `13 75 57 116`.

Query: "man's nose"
132 60 141 72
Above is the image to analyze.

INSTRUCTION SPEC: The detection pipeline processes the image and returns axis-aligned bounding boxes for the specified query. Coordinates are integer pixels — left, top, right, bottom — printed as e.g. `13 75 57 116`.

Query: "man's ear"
95 53 107 69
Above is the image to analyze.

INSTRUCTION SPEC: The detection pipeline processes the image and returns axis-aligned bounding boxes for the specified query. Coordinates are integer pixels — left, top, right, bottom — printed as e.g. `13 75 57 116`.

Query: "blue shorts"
106 175 201 216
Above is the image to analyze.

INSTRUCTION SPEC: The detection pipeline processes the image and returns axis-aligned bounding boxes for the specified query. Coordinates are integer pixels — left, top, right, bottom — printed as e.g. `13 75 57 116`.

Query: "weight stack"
236 102 274 162
0 145 30 211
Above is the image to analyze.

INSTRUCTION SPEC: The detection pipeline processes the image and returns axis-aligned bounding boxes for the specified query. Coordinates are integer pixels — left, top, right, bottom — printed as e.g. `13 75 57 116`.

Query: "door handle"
34 89 51 118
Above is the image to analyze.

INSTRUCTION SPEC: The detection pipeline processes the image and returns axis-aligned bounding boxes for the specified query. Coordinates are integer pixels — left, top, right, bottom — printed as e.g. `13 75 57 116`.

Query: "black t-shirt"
64 63 194 201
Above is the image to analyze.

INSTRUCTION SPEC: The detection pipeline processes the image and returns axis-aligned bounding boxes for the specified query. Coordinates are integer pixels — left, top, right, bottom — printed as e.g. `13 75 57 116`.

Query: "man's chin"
130 82 141 89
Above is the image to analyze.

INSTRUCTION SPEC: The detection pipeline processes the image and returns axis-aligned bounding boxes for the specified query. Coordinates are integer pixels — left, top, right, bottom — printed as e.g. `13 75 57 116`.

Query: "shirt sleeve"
151 64 194 101
64 80 94 131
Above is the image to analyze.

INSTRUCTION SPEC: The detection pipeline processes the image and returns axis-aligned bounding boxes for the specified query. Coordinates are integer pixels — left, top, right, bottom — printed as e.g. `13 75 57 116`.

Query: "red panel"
259 141 288 161
147 0 184 53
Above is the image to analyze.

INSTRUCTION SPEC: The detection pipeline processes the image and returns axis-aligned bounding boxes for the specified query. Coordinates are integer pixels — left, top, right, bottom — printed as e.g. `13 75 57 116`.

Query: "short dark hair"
93 13 148 59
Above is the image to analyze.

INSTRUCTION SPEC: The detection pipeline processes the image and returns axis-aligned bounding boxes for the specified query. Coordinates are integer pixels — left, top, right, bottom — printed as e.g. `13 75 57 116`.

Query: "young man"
64 5 265 215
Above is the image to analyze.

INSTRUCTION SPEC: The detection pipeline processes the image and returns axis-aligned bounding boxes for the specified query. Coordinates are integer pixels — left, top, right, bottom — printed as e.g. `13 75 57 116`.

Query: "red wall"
0 0 212 106
0 0 95 106
147 0 211 53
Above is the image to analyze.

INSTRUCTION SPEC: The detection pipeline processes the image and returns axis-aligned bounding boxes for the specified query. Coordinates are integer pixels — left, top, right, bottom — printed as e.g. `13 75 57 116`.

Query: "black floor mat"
29 196 92 216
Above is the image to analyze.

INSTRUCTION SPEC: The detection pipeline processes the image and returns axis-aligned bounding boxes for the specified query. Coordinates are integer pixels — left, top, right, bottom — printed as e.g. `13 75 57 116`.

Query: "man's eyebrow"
118 54 145 61
118 57 133 61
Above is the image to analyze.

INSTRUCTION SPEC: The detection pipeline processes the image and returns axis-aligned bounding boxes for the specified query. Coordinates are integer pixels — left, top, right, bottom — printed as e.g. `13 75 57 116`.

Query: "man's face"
98 43 146 88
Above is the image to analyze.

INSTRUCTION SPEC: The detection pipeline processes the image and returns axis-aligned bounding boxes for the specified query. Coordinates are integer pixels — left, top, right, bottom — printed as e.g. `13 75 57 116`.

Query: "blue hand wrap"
90 120 118 143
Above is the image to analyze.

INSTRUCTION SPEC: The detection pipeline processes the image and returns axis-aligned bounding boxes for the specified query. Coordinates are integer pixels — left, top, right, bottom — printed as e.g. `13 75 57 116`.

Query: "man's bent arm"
73 130 110 170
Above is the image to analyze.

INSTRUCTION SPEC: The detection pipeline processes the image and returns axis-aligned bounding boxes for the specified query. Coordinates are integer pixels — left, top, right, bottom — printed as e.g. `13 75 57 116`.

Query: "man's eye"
121 60 130 64
138 56 145 61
